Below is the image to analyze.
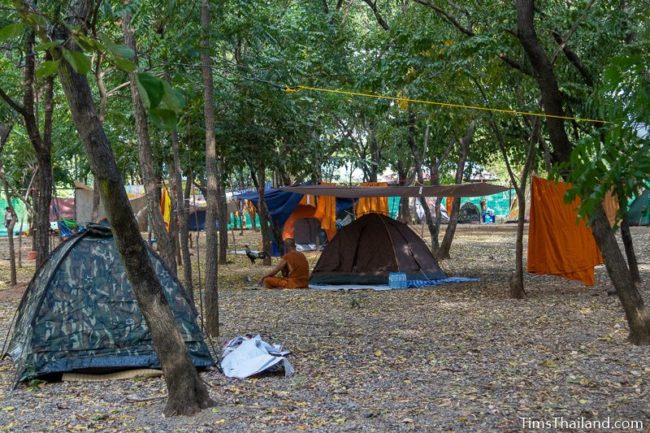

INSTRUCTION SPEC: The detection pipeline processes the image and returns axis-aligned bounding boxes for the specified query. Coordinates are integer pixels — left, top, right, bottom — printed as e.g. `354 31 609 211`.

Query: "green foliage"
565 53 650 225
61 49 91 74
35 60 59 79
0 22 25 42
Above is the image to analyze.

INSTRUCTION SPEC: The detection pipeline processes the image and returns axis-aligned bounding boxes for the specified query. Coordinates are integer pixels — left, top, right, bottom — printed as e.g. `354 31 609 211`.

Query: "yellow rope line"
285 85 608 124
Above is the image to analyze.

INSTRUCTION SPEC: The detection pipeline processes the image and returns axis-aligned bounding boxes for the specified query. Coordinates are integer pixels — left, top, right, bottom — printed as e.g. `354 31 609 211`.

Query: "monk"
260 238 309 289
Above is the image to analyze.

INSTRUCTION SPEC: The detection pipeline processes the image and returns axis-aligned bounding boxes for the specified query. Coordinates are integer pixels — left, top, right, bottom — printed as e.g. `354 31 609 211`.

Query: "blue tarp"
238 187 355 256
238 188 303 234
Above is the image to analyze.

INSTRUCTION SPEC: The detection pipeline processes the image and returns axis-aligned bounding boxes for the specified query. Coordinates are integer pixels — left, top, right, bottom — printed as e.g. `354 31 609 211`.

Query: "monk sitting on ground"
260 238 309 289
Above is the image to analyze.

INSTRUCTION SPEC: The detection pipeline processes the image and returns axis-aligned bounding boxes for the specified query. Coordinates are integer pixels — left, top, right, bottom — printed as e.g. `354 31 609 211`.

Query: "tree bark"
217 163 228 265
48 8 213 415
3 180 17 286
437 121 474 260
516 0 650 343
0 123 16 286
395 162 412 223
201 0 220 338
169 125 193 300
408 118 438 252
122 10 176 272
590 206 650 344
620 218 641 284
251 165 273 265
14 33 54 268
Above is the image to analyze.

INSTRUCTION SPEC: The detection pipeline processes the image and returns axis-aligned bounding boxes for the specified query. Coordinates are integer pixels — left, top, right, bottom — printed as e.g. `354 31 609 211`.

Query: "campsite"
1 0 649 432
0 225 648 432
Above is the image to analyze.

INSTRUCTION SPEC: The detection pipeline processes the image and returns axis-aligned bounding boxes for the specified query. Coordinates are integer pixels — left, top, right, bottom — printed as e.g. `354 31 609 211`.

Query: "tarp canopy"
280 183 508 198
6 225 213 382
238 187 354 254
629 190 649 226
49 198 75 221
238 188 303 235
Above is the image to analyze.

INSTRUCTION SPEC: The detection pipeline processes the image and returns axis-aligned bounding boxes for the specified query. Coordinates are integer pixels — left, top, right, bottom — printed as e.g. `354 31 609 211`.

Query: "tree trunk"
620 218 641 284
590 207 650 344
123 10 176 271
91 183 101 222
396 162 411 223
51 17 213 416
169 124 193 300
20 34 53 268
252 166 273 265
510 188 527 299
408 119 438 253
217 163 228 265
516 0 650 343
3 183 17 286
0 123 16 286
429 162 442 253
437 122 474 260
33 151 52 268
201 0 220 338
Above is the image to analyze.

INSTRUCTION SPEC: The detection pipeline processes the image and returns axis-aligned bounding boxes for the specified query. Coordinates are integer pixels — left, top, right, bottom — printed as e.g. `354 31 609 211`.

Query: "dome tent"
310 213 446 285
458 202 481 224
5 225 213 382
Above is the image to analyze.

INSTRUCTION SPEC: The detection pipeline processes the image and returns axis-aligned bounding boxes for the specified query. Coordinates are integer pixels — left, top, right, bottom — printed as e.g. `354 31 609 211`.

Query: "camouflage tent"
6 225 213 382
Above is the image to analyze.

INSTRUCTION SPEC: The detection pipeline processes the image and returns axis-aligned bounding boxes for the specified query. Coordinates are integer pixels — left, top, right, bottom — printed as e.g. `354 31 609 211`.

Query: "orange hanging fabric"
602 190 619 227
445 197 454 217
160 186 172 231
355 182 389 217
299 193 316 207
527 177 603 286
313 183 337 240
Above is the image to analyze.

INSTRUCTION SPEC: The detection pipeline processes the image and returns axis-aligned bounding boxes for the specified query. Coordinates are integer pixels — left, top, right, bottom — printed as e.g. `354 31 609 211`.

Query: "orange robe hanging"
355 182 389 217
313 183 337 240
160 186 172 231
527 177 603 286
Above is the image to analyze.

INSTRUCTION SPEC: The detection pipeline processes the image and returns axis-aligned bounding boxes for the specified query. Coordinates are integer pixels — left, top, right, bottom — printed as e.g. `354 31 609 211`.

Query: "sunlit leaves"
0 22 25 42
136 72 164 109
61 49 91 74
35 60 59 79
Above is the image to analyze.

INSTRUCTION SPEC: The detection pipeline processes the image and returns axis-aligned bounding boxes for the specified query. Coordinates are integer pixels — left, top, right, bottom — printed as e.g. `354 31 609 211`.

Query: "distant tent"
282 205 321 251
310 213 446 284
5 225 213 382
628 190 650 226
49 198 75 221
188 208 206 231
239 187 354 256
74 182 147 230
506 194 530 223
412 197 449 224
458 202 480 224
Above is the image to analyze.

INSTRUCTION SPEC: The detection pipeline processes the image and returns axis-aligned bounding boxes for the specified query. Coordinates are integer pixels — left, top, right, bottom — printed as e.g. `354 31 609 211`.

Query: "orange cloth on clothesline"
527 177 603 286
602 190 619 226
313 183 337 240
355 182 389 217
446 197 454 217
160 186 172 231
299 193 316 207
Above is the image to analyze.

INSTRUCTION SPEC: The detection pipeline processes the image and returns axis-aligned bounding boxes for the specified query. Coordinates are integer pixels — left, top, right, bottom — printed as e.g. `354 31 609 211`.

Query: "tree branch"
412 0 474 36
498 53 533 77
362 0 390 31
0 87 27 117
551 30 594 87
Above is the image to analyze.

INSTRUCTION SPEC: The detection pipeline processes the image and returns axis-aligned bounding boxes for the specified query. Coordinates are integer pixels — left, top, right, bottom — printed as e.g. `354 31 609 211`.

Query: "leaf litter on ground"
0 225 648 432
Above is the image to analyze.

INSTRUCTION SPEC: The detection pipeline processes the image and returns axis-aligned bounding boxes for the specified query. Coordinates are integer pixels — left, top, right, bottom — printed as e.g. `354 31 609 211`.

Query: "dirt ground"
0 224 649 432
